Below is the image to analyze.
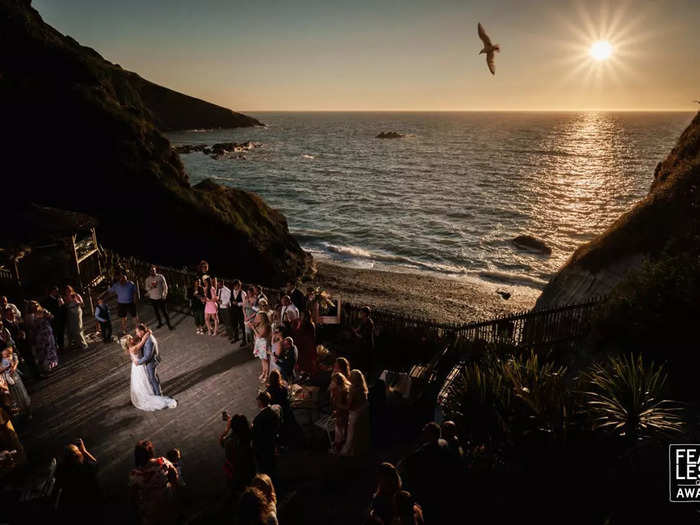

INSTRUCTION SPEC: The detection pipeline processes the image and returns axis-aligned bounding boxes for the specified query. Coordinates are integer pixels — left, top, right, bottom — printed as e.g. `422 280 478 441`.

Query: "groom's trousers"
145 362 162 396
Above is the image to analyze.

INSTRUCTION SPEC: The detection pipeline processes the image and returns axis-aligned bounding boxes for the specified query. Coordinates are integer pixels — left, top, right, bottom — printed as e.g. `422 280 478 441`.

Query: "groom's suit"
136 335 162 396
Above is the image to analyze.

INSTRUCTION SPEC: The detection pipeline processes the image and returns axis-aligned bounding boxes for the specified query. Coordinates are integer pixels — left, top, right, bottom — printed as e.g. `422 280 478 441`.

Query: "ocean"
167 111 693 290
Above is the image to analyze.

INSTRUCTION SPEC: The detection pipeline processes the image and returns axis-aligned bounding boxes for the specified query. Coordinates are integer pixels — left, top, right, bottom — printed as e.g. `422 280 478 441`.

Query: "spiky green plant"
581 354 684 440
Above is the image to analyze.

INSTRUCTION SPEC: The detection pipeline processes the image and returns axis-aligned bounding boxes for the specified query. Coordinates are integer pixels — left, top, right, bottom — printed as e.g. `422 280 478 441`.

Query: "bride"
122 331 177 411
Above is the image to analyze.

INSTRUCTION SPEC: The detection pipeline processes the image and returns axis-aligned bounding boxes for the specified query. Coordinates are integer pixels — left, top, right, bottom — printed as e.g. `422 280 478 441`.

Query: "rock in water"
376 131 405 139
512 235 552 255
0 0 309 284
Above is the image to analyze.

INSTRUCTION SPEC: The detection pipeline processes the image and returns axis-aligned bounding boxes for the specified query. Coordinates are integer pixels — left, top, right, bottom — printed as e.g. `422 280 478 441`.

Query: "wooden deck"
20 304 261 522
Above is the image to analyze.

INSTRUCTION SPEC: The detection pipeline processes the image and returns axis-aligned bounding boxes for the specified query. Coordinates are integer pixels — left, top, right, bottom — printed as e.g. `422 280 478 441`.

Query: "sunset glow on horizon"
32 0 700 112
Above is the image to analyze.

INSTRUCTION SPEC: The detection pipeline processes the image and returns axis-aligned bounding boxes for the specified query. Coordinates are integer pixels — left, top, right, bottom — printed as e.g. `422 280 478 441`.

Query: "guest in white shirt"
144 266 173 330
279 296 299 328
217 280 233 343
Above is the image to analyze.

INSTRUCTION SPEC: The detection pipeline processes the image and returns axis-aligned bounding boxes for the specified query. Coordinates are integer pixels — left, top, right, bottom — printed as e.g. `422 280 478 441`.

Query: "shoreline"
311 258 540 325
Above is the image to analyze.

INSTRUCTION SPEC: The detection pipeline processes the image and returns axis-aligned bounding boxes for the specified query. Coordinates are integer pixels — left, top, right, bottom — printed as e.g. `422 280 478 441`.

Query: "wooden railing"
99 248 603 353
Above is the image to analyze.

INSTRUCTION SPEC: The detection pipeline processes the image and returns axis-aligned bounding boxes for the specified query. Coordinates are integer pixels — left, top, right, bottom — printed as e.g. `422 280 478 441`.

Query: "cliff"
536 112 700 308
0 0 308 284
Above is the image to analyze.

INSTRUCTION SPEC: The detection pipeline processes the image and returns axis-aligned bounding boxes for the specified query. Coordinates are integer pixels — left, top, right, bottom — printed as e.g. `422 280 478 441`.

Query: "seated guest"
0 297 21 321
252 392 281 477
129 440 179 525
238 487 278 525
369 462 402 525
55 439 101 524
220 413 255 496
166 448 185 487
0 347 30 417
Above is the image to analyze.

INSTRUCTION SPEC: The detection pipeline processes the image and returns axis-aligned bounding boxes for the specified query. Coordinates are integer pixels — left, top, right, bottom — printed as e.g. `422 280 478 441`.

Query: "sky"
33 0 700 111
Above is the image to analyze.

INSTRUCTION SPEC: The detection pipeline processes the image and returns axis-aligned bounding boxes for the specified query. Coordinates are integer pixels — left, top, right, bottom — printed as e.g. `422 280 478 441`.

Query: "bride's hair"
120 335 135 355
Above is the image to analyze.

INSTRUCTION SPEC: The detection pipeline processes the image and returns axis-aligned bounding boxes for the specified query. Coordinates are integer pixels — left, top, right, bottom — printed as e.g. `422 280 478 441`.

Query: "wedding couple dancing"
121 324 177 411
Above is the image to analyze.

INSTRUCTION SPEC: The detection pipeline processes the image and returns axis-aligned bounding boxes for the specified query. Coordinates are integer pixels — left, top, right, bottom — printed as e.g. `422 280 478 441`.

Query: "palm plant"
580 354 684 440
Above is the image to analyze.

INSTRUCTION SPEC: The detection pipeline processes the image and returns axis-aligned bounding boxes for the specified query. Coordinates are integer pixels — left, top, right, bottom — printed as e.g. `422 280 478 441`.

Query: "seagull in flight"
478 23 500 75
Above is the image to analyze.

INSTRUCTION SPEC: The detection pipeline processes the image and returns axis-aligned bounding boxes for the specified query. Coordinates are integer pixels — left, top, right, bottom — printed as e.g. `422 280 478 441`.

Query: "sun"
590 40 613 61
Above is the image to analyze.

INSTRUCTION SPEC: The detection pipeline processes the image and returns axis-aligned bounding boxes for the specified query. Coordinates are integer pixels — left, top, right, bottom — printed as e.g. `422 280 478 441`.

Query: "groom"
135 323 162 396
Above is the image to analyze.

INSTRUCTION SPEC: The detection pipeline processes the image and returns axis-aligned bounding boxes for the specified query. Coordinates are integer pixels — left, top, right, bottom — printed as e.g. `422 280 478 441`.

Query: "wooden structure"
0 205 104 310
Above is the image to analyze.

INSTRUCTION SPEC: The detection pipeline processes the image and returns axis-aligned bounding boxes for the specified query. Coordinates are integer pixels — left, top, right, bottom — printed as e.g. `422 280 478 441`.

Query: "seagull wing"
486 51 496 74
478 23 492 47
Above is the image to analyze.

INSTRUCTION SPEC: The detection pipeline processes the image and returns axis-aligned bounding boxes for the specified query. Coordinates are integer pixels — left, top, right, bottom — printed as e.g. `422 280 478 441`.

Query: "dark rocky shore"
0 0 308 284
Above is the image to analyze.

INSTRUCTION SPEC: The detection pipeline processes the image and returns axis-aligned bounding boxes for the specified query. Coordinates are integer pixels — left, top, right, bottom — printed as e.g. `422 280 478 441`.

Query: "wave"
302 154 315 159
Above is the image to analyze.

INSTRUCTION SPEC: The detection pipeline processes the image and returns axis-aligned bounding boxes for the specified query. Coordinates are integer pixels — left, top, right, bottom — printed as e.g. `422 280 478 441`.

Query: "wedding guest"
441 420 464 461
286 281 306 313
220 413 255 495
369 462 402 525
191 279 205 335
352 306 375 377
25 301 58 375
129 440 179 525
203 277 219 336
252 285 268 304
277 337 298 383
270 326 283 375
0 297 21 321
231 279 247 342
217 279 233 342
0 320 14 349
393 490 425 525
330 372 350 453
266 370 299 448
94 297 113 344
63 285 88 349
250 473 278 521
238 487 278 525
144 266 172 330
0 347 30 417
341 369 370 456
257 298 273 323
197 260 211 281
400 423 453 523
2 308 35 379
55 439 101 525
333 357 351 379
250 312 271 381
243 289 258 346
166 448 185 487
108 272 138 335
279 295 299 328
41 285 65 350
252 391 281 476
291 310 317 376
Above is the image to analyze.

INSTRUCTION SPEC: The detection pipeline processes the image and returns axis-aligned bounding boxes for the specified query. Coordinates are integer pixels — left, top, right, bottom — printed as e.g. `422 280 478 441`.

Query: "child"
94 298 113 343
166 448 186 487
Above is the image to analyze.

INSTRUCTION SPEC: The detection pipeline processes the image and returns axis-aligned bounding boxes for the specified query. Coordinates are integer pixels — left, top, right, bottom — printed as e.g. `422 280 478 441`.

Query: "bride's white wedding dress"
130 361 177 411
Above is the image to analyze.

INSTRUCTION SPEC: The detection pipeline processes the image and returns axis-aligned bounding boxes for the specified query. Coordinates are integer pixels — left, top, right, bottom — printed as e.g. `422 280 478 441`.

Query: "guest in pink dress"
203 277 219 336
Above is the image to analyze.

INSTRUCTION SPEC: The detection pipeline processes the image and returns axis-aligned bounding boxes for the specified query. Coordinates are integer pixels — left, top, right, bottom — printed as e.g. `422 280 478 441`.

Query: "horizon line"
240 108 697 113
